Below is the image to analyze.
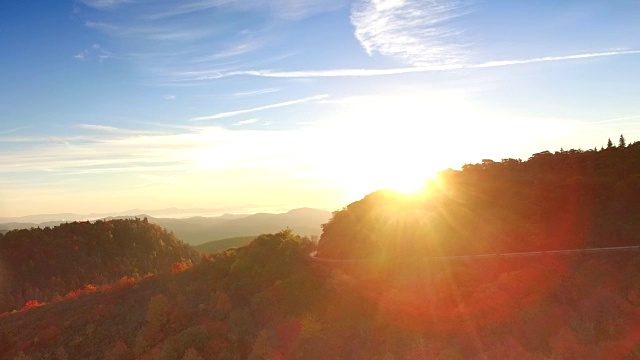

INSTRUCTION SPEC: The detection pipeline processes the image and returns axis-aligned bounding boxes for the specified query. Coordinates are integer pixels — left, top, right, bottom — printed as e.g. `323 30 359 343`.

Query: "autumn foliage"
21 300 43 311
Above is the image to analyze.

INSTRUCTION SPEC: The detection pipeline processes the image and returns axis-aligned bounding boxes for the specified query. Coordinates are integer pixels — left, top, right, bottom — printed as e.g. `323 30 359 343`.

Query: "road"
309 245 640 263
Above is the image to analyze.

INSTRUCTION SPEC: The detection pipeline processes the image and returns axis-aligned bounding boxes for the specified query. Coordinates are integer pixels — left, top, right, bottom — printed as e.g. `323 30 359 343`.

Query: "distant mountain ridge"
0 206 267 224
0 208 332 245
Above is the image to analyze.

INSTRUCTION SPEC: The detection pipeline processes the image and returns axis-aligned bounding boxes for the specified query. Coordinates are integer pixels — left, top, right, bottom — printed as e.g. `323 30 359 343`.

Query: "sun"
318 92 465 199
387 175 428 194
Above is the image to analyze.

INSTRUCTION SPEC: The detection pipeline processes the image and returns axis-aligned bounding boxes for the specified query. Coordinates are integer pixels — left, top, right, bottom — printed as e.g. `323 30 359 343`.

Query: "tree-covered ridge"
319 140 640 259
0 230 320 360
0 218 199 313
1 229 639 359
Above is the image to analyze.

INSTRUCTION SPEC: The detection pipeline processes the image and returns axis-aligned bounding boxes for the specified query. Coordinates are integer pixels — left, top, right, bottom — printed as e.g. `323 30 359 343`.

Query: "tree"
619 134 626 148
607 138 614 148
146 294 170 328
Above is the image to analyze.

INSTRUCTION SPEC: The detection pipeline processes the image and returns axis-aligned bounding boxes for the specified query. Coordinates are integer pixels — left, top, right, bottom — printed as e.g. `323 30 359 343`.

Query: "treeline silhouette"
318 138 640 259
0 218 198 313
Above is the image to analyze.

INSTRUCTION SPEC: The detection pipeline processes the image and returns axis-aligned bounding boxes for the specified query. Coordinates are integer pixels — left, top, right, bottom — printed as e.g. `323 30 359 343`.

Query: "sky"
1 0 640 218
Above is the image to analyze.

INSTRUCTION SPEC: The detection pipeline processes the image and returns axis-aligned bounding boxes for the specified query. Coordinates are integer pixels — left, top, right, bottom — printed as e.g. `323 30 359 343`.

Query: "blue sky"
1 0 640 217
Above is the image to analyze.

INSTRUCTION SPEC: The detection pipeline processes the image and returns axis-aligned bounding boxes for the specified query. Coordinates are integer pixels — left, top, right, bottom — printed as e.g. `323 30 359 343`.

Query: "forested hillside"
1 229 639 359
0 218 198 313
319 139 640 259
0 230 318 360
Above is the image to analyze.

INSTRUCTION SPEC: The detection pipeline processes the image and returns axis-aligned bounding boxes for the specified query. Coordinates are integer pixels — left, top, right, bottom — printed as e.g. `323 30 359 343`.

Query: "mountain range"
0 208 332 245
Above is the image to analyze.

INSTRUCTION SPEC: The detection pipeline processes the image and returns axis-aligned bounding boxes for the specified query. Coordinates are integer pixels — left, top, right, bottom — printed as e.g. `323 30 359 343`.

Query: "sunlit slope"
318 142 640 259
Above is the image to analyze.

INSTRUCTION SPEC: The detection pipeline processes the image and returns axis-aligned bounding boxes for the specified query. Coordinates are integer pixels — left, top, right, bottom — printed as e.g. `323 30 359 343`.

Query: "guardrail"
309 245 640 263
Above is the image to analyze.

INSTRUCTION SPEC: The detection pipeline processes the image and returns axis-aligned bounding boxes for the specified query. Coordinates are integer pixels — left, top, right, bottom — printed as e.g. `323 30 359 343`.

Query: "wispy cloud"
470 49 640 68
74 50 89 61
262 0 346 21
193 40 265 63
0 123 324 181
351 0 473 66
77 0 348 83
0 127 27 136
190 94 329 121
74 43 113 62
145 0 345 21
143 0 234 20
77 124 160 135
591 115 640 124
78 0 132 9
232 88 281 97
84 21 214 42
232 118 260 126
181 49 640 80
164 95 176 100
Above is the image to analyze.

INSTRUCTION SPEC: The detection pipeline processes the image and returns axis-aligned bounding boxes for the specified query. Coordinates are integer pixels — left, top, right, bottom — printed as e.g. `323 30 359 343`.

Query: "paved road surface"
309 245 640 264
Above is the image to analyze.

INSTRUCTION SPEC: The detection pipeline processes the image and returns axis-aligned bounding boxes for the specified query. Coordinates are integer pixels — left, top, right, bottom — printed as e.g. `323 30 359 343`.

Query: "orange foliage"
113 275 137 290
22 300 43 310
171 260 192 273
64 289 82 299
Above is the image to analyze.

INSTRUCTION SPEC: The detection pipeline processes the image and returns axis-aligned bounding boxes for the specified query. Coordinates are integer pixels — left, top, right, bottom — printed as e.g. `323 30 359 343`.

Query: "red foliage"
0 312 9 318
112 275 137 290
22 300 43 310
64 289 82 299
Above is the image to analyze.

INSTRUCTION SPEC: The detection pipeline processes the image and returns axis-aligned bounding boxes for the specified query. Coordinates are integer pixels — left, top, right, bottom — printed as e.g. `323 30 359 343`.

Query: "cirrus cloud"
350 0 474 66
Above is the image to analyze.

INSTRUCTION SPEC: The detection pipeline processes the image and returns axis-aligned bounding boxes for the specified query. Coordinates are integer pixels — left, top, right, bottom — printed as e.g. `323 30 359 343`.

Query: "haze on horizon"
2 0 640 218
